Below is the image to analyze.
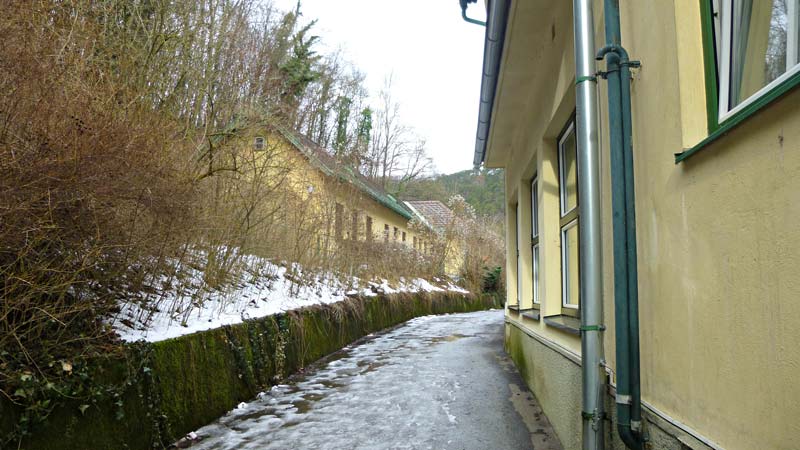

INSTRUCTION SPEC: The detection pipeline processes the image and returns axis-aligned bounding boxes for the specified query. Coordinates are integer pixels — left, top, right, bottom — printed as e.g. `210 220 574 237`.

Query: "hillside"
400 169 505 218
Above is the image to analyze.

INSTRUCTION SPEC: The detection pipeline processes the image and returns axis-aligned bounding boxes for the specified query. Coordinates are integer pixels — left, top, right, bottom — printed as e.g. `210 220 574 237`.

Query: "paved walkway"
186 310 563 450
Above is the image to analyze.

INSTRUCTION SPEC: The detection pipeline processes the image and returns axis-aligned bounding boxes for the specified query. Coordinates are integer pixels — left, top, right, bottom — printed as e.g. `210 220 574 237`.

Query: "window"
531 176 540 307
402 231 407 242
366 216 374 242
712 0 800 122
558 119 580 315
413 236 418 250
335 203 344 241
351 211 359 240
515 202 522 307
393 227 399 241
679 0 800 161
384 224 390 242
254 136 265 151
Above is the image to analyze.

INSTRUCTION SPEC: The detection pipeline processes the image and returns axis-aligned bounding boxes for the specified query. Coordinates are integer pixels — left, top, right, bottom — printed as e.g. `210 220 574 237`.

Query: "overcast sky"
271 0 487 175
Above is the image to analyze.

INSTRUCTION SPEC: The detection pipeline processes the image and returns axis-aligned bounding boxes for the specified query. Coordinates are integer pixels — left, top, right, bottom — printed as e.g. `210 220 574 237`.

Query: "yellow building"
222 119 432 263
464 1 800 449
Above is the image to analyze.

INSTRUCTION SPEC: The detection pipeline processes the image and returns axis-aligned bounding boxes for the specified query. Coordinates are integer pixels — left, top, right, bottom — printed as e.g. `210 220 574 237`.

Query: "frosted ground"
181 310 562 450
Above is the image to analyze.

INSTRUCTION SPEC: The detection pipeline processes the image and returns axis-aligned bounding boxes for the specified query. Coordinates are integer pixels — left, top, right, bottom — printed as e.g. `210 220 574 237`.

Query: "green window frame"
677 0 800 162
558 118 580 318
531 175 540 309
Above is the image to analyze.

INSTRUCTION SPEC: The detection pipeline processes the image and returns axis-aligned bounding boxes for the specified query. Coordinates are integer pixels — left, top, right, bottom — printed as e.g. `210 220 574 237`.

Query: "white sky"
271 0 487 175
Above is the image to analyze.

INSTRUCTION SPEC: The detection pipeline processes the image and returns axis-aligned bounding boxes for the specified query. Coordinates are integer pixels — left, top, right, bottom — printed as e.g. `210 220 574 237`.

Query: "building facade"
468 1 800 449
209 117 434 270
405 200 465 277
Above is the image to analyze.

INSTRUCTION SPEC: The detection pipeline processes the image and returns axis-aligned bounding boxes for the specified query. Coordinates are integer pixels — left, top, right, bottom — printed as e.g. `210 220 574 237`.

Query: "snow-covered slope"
109 252 469 343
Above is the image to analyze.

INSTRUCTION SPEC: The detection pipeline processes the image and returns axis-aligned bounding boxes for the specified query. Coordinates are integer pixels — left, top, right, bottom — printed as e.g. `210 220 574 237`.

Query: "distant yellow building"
219 118 436 267
465 1 800 449
404 200 465 277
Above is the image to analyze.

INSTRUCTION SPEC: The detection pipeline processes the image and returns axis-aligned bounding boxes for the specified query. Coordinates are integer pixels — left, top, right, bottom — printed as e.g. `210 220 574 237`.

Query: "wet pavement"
186 309 563 450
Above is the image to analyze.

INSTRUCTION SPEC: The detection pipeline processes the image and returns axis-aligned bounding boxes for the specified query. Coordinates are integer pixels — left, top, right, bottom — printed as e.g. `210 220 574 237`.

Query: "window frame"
557 117 580 317
530 176 540 308
716 0 800 122
557 121 579 220
514 202 522 308
678 0 800 162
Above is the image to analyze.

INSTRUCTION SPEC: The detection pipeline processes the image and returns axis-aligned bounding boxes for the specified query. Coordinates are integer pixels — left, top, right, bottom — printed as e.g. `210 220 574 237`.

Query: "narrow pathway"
186 310 563 450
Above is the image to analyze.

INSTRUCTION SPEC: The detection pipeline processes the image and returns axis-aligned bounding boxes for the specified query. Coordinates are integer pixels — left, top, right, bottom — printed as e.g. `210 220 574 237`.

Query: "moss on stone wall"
1 292 501 450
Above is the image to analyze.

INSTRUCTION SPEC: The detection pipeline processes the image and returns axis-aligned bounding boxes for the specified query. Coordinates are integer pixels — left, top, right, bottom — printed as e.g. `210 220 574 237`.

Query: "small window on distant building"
384 224 390 242
254 136 265 151
335 203 344 241
402 231 407 242
413 236 418 250
393 227 399 241
351 211 359 240
366 216 374 242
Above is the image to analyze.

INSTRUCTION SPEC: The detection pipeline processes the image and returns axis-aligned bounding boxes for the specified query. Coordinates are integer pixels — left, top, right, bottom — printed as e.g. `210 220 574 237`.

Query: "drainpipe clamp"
631 420 642 432
616 394 632 405
582 410 607 431
580 324 606 333
576 75 597 85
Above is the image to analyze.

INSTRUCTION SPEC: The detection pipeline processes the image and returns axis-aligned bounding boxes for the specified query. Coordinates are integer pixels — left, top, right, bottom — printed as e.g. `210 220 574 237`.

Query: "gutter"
471 0 511 168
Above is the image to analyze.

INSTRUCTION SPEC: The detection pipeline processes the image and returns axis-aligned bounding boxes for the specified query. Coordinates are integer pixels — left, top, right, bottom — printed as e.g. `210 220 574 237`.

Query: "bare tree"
364 75 433 191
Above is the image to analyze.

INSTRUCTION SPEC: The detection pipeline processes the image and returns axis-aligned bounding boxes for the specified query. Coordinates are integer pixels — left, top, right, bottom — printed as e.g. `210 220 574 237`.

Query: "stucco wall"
505 321 582 450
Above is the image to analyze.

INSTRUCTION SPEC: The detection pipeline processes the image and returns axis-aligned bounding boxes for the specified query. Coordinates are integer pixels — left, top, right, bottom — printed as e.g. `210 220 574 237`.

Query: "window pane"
730 0 791 107
531 177 539 237
533 244 540 304
516 203 522 305
559 126 578 216
562 222 580 308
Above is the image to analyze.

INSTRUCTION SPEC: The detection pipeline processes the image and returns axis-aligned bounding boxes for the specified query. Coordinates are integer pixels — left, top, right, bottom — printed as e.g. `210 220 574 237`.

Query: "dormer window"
254 136 265 151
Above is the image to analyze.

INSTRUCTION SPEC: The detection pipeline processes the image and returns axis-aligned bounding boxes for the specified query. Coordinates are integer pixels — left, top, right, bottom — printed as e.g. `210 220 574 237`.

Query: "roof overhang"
472 0 511 168
474 0 575 169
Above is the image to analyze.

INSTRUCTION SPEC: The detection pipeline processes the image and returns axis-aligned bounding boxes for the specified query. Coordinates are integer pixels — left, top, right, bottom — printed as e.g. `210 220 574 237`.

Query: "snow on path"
182 310 551 450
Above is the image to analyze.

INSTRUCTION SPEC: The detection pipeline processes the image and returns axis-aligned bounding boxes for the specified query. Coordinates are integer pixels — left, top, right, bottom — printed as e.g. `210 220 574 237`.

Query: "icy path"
186 310 563 450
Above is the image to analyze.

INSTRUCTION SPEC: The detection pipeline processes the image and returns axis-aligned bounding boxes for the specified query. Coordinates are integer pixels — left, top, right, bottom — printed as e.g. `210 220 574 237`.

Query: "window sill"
521 310 540 321
507 305 521 313
543 315 581 336
676 71 800 164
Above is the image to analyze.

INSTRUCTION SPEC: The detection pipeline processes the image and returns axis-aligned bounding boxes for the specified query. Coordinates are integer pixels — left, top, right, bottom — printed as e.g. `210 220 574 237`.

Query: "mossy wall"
1 292 500 450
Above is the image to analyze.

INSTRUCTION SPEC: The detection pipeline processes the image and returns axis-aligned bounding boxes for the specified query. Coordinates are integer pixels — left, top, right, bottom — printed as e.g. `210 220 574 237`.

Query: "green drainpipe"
459 0 486 26
596 1 644 449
